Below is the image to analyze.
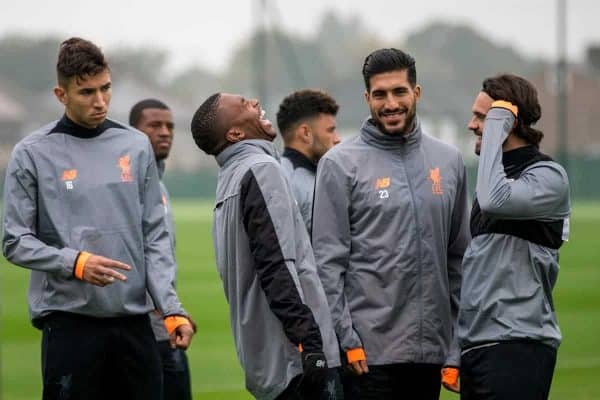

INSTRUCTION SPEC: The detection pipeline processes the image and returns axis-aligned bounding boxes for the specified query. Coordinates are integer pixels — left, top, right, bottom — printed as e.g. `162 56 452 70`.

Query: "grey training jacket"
280 147 317 234
212 140 340 400
312 117 470 367
2 116 186 325
458 107 571 352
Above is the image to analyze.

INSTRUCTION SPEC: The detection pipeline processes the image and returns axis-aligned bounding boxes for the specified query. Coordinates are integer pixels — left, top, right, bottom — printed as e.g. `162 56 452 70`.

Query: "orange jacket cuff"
74 251 92 280
346 347 366 363
441 367 459 385
491 100 518 117
164 316 191 335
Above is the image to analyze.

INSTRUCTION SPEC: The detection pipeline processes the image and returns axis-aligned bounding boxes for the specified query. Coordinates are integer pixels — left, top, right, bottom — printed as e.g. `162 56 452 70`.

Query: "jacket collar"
501 145 548 176
215 139 279 167
283 147 317 173
360 116 422 150
157 159 166 179
49 114 119 138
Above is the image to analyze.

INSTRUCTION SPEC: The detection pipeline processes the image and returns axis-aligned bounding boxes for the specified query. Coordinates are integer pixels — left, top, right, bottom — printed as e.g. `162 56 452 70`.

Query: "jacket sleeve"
477 107 569 219
312 157 363 351
240 163 323 353
445 156 470 367
2 144 79 278
142 154 186 317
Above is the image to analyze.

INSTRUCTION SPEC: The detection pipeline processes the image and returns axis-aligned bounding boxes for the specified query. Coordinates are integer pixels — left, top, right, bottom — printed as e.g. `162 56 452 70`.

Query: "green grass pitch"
1 201 599 399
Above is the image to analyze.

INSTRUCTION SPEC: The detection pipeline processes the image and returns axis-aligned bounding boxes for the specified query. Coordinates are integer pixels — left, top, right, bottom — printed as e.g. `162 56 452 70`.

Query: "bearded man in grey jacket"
458 74 571 400
190 92 342 400
311 48 470 399
277 89 341 234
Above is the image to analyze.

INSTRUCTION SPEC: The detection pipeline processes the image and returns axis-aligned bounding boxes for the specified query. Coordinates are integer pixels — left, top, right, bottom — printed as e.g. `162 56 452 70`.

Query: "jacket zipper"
398 147 424 361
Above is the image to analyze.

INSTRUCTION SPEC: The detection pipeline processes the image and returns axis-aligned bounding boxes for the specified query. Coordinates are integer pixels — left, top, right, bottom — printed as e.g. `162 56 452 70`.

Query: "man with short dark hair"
2 38 194 400
190 93 342 400
311 48 470 399
458 74 571 400
276 89 340 233
129 98 192 400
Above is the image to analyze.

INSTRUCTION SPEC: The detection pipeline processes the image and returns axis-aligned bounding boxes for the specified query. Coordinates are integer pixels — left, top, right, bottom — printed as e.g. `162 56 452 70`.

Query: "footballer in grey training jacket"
2 117 186 324
312 49 470 371
458 102 571 352
190 93 340 400
312 117 470 367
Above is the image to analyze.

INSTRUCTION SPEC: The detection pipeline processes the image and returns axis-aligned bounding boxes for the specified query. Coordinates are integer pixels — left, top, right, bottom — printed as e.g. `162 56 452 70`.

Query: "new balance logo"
61 169 77 190
375 177 390 189
375 176 391 200
315 360 326 368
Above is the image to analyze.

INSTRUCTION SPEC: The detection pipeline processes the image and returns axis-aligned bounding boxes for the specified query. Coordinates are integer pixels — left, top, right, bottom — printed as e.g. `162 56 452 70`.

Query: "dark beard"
376 103 417 136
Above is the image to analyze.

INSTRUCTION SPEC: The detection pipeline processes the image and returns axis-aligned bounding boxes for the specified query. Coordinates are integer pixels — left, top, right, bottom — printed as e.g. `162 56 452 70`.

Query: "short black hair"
482 74 544 146
362 48 416 91
56 37 109 87
276 89 339 138
129 98 170 127
190 93 226 155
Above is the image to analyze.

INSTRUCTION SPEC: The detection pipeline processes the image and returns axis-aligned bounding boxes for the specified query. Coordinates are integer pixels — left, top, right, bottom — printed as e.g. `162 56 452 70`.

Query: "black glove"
300 352 343 400
302 352 329 379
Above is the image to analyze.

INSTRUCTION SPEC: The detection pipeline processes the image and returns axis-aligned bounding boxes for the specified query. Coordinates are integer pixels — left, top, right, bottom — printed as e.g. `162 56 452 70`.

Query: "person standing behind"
312 48 470 399
276 89 341 233
129 98 192 400
190 92 342 400
458 74 571 400
2 38 194 400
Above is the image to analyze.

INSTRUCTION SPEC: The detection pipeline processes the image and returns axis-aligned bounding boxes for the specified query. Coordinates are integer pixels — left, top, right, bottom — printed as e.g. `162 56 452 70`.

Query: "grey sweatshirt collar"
157 159 166 179
216 139 279 167
360 116 422 150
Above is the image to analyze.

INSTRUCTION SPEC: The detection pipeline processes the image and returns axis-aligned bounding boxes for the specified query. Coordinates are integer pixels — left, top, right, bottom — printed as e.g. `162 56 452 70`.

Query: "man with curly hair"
276 89 340 233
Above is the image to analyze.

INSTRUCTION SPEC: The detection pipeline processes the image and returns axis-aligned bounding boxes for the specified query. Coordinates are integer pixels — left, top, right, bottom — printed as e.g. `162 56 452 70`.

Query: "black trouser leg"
349 363 442 400
41 313 112 400
461 341 557 400
158 340 192 400
276 369 344 400
297 367 344 400
112 315 163 400
41 313 163 400
276 375 303 400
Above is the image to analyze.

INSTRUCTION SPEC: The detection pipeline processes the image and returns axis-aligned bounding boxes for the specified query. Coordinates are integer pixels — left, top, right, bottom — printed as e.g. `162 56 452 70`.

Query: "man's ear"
414 84 422 102
54 85 68 105
297 123 312 144
225 127 245 143
364 90 370 104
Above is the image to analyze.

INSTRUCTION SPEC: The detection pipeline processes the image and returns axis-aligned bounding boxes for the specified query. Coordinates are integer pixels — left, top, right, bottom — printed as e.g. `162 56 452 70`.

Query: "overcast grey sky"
3 0 599 73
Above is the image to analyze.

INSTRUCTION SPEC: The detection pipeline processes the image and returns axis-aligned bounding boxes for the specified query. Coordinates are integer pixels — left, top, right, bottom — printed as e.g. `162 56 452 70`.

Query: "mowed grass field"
1 201 599 399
